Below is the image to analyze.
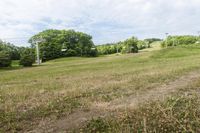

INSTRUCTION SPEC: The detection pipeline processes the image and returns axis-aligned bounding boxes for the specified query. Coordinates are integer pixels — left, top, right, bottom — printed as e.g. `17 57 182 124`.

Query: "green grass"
11 60 20 67
140 41 161 52
1 46 200 132
151 46 200 58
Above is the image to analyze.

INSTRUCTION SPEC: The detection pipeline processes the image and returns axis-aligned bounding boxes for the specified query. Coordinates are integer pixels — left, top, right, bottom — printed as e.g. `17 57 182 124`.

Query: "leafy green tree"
97 42 124 55
162 35 198 47
19 48 35 67
29 29 96 61
0 51 11 67
0 40 20 60
97 37 148 55
123 37 139 53
137 40 150 50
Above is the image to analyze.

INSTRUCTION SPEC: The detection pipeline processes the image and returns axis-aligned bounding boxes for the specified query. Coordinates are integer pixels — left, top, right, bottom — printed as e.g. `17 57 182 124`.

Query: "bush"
20 49 35 67
0 51 11 67
88 48 98 57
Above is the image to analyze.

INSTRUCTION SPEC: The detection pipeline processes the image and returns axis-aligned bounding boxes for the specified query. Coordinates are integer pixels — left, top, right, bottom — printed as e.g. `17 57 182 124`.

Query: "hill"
1 45 200 132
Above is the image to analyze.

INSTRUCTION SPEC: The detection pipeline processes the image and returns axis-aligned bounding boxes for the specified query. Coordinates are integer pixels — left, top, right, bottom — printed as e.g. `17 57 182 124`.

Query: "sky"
0 0 200 46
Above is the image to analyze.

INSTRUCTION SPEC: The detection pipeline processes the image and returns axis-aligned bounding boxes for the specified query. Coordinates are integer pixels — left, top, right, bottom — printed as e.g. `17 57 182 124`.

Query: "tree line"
0 40 35 67
0 29 98 67
161 35 200 47
0 29 162 68
97 37 161 55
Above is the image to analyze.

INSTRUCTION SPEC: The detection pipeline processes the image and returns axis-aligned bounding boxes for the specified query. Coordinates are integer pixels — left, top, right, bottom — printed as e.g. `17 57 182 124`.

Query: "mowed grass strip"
1 46 200 131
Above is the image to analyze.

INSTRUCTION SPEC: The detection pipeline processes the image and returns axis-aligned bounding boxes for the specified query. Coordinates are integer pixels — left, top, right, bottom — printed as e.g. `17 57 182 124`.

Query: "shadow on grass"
0 64 48 72
0 66 23 71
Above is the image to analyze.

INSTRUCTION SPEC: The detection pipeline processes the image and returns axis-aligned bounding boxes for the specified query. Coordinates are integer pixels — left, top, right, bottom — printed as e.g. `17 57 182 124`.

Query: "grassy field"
1 45 200 132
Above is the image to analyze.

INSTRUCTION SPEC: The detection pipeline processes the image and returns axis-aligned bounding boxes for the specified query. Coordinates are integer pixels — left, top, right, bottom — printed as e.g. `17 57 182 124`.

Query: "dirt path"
109 70 200 110
29 70 200 133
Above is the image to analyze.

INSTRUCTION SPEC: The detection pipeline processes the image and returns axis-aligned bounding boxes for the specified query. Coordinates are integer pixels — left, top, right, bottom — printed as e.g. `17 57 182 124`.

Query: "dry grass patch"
1 46 200 131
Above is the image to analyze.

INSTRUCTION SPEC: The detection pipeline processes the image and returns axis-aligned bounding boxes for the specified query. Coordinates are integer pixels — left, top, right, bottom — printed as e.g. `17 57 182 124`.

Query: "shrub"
19 49 35 67
88 48 98 57
0 51 11 67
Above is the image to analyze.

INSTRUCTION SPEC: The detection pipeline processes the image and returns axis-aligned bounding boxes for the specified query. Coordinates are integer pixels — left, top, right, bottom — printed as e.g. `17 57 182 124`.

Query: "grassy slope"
140 41 162 52
1 46 200 132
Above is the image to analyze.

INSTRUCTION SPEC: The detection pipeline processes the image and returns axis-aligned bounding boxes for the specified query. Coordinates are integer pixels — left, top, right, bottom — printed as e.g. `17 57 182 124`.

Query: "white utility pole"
165 33 169 46
173 38 175 46
36 42 40 65
117 44 119 54
32 38 45 65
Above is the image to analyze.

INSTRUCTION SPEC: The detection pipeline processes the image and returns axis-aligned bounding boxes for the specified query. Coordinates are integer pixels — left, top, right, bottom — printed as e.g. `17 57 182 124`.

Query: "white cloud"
0 0 200 46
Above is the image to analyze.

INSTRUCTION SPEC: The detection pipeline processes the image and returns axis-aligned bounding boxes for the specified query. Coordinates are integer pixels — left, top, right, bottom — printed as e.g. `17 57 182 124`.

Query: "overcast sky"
0 0 200 46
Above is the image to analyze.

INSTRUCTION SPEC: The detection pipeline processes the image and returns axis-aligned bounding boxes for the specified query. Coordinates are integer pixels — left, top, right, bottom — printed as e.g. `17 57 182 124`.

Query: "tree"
19 48 35 67
29 29 96 61
162 35 198 47
97 42 127 55
0 40 20 60
97 37 145 55
137 40 150 50
0 51 11 67
123 37 139 53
